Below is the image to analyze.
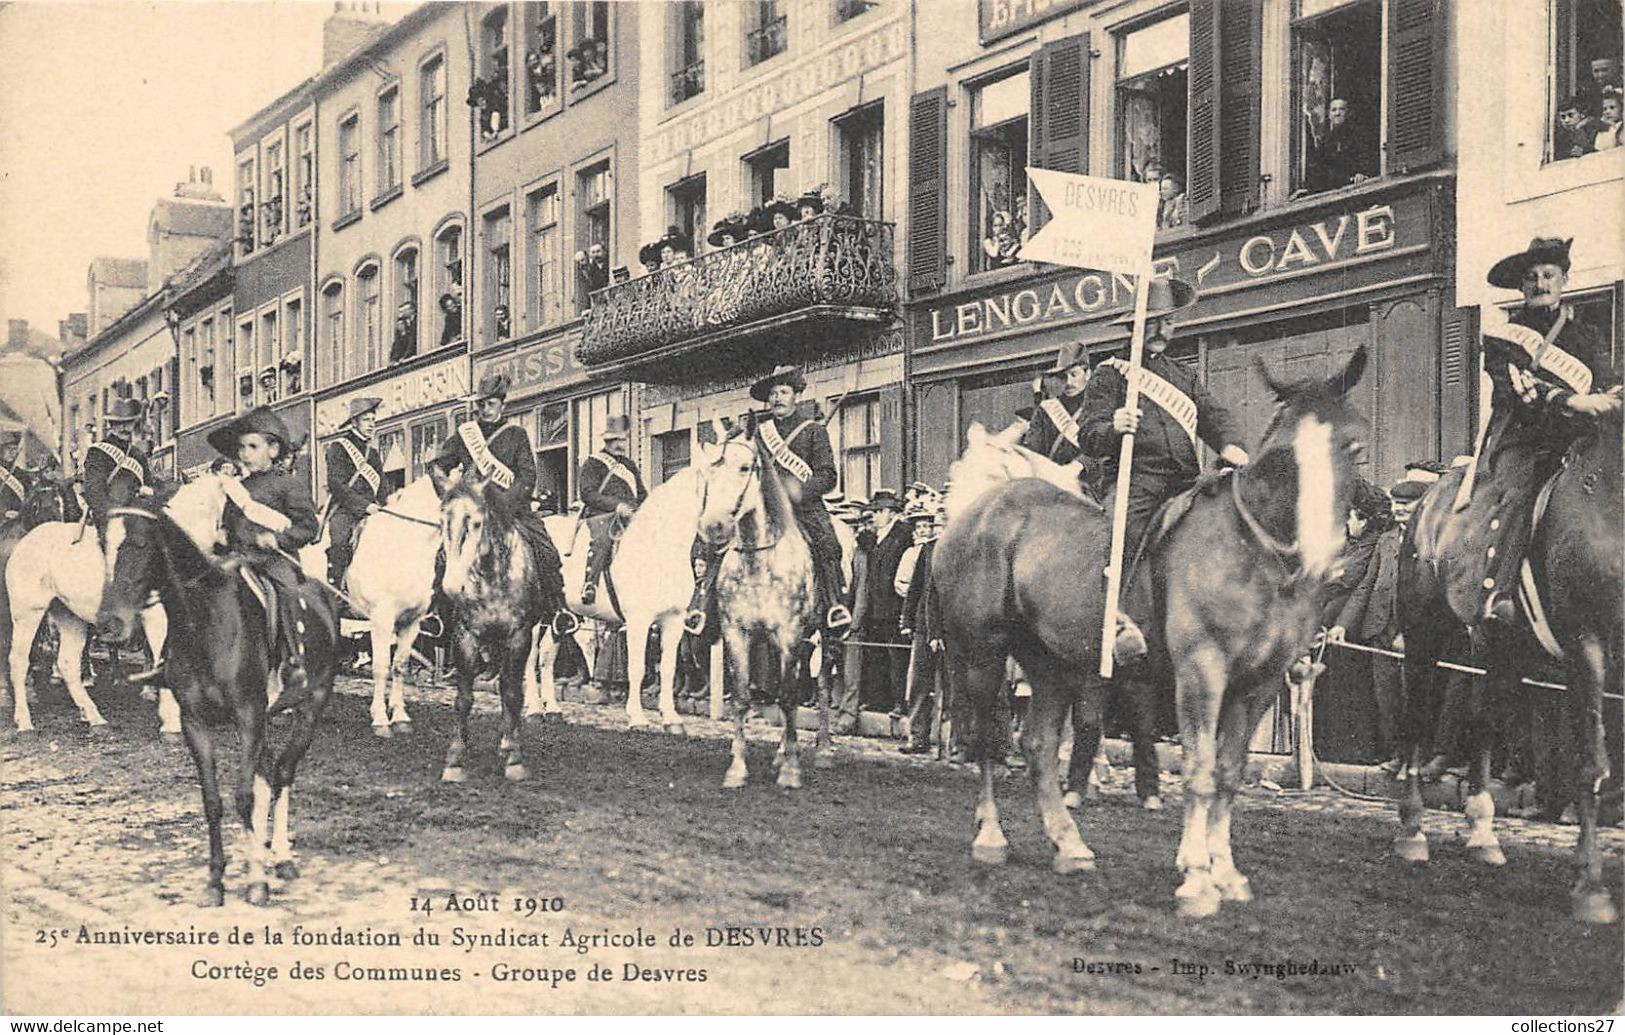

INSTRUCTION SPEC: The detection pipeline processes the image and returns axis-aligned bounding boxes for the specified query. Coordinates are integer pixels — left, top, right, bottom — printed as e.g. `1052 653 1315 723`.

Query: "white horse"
942 421 1086 523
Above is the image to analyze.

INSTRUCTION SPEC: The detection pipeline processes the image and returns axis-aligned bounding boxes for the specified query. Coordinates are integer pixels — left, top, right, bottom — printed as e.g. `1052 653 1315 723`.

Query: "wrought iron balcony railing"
579 214 896 369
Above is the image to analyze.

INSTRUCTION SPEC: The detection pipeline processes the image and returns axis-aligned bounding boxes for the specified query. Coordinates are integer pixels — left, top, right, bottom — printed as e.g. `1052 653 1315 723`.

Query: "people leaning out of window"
1594 86 1622 152
1296 97 1376 196
1157 174 1186 229
568 37 606 87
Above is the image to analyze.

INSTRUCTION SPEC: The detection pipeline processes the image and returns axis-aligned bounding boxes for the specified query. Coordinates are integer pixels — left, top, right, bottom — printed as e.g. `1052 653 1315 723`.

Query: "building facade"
578 0 906 499
168 243 235 481
467 0 642 507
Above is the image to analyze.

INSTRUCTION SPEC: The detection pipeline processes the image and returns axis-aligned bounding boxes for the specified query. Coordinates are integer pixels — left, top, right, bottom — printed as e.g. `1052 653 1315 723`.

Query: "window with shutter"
907 87 949 293
1185 0 1220 224
1386 0 1444 172
1217 0 1261 217
1544 0 1621 164
1290 0 1382 194
967 69 1030 272
1115 15 1189 227
1031 34 1090 234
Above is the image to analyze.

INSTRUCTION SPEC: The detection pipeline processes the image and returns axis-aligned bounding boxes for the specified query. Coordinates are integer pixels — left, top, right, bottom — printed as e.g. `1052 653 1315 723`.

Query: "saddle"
1121 470 1229 587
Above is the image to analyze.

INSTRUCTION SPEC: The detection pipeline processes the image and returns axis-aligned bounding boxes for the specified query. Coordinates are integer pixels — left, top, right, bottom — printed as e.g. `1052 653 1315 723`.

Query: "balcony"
579 214 896 378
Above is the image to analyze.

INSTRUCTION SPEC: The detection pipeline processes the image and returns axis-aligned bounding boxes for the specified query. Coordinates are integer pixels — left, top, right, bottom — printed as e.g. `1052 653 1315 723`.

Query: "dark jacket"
757 409 837 511
1081 352 1243 479
1483 306 1617 462
226 469 320 557
864 519 913 633
1308 124 1375 191
1021 392 1089 463
434 418 537 520
1319 526 1382 629
577 450 646 516
1334 524 1404 645
81 433 149 519
324 431 387 519
0 464 28 514
900 539 941 641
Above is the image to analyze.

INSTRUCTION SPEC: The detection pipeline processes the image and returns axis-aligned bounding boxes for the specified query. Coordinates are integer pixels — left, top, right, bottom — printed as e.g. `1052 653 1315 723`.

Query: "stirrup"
127 662 166 686
551 611 580 637
1482 591 1517 625
825 605 852 634
682 609 707 636
1113 615 1149 665
580 581 597 606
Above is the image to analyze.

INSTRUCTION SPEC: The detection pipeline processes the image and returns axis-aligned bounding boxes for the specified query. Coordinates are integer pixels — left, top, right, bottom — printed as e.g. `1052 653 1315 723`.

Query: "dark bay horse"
695 427 832 790
934 348 1369 915
96 476 339 906
1397 408 1621 924
432 466 564 783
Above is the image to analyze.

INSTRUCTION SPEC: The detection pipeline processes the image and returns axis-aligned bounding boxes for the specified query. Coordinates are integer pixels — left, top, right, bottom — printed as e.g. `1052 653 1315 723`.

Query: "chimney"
59 313 88 347
323 2 388 69
7 319 28 350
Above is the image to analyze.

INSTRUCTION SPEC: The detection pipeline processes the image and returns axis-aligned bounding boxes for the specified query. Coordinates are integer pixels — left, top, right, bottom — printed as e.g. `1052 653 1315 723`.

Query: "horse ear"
1252 353 1290 399
966 423 988 448
695 439 718 466
1329 346 1368 396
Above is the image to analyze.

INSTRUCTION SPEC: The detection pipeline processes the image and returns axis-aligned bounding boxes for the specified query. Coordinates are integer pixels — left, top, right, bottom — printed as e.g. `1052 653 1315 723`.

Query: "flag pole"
1099 268 1153 680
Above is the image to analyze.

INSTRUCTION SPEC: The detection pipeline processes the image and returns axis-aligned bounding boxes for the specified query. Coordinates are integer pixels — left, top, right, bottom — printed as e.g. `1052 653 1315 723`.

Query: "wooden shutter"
913 380 958 488
907 87 949 295
1028 33 1091 233
1217 0 1262 218
1186 0 1222 224
878 384 904 491
1386 0 1445 173
1440 304 1477 458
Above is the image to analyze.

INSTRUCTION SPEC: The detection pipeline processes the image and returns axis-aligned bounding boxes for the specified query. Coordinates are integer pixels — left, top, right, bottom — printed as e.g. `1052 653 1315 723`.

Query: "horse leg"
1173 644 1226 918
722 627 750 789
1567 633 1617 924
7 604 46 732
368 617 394 735
137 605 179 735
1021 659 1094 874
1064 682 1106 809
500 630 532 781
528 622 556 721
1462 658 1508 867
656 615 685 734
1208 686 1276 905
958 654 1011 866
231 696 273 905
1394 625 1441 865
441 635 476 782
53 613 105 727
388 618 418 730
776 640 802 790
813 641 836 769
178 709 227 905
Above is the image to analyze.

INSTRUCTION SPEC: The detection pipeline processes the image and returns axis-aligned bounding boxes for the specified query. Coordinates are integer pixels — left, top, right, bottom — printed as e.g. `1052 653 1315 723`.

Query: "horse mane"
163 475 231 553
945 421 1085 521
751 433 796 542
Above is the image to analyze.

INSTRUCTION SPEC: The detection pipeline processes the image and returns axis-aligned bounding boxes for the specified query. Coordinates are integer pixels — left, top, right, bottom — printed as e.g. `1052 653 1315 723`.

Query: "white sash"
0 467 23 504
1040 398 1081 447
90 440 147 485
593 451 638 495
1483 309 1592 395
457 421 516 490
758 419 814 484
1101 358 1199 446
337 437 382 495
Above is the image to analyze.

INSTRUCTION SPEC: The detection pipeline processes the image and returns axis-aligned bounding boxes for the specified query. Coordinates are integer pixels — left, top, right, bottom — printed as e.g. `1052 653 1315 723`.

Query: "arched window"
321 279 346 387
391 246 420 363
355 262 382 374
434 223 465 346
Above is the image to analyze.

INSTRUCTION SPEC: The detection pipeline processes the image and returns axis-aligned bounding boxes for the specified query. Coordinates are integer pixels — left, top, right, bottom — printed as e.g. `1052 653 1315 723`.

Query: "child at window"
1555 96 1597 159
1157 174 1187 229
1593 87 1622 151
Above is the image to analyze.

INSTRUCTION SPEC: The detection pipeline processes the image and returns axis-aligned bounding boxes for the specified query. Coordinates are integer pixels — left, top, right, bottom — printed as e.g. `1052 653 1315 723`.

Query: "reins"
698 444 782 554
1226 462 1308 586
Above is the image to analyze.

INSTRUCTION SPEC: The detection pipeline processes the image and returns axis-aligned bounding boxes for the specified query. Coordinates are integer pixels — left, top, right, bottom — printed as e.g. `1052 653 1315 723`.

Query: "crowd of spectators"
1554 57 1622 159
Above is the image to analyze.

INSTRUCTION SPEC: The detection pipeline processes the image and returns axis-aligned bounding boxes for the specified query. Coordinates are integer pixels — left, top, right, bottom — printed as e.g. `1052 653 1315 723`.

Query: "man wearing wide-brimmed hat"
577 413 646 606
81 395 151 530
324 396 386 589
1474 236 1620 625
208 405 325 694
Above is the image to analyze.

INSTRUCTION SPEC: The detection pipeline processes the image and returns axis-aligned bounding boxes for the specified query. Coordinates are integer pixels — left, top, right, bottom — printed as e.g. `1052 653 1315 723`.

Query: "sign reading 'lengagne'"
1019 169 1158 275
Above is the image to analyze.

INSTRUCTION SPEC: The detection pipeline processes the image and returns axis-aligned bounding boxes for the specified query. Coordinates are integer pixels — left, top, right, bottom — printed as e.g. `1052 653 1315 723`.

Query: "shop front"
174 412 238 482
312 352 471 503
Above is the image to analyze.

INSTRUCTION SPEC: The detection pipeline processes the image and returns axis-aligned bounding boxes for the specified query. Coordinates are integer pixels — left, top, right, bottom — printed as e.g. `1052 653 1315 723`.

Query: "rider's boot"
816 555 852 636
1113 614 1149 666
580 543 600 606
683 567 718 637
280 600 309 697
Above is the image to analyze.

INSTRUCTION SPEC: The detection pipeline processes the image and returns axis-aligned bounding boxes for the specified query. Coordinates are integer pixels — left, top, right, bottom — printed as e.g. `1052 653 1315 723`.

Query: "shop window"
409 417 448 482
839 393 881 500
282 295 303 396
670 1 705 105
356 262 382 374
236 157 257 254
477 7 512 142
1549 0 1623 162
391 248 419 364
836 0 878 23
523 2 561 116
744 139 789 208
654 428 691 484
835 102 884 219
1117 12 1188 230
969 68 1030 272
535 401 570 509
263 139 285 245
259 309 279 405
570 1 611 91
377 86 401 194
484 206 513 342
338 112 361 217
419 54 447 170
322 280 346 387
667 173 706 255
435 224 464 346
294 122 313 228
527 182 563 331
574 162 612 312
1292 1 1381 194
745 0 787 67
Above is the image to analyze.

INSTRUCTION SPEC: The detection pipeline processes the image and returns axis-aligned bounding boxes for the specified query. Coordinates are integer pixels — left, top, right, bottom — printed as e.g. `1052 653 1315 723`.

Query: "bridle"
1226 452 1308 587
698 439 781 553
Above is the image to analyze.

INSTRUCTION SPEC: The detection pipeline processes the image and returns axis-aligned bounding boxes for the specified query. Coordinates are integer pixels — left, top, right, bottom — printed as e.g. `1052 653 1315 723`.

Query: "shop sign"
926 195 1424 346
979 0 1090 43
315 356 469 437
473 336 587 399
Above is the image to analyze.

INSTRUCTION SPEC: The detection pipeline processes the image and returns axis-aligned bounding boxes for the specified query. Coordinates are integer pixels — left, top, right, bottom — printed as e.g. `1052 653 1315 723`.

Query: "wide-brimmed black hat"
706 214 750 247
763 195 800 224
749 364 807 402
795 190 826 216
467 372 512 402
207 405 295 457
340 396 383 428
1110 276 1198 325
865 489 902 512
638 240 665 268
1487 237 1573 290
103 396 144 424
1045 341 1089 374
661 226 694 257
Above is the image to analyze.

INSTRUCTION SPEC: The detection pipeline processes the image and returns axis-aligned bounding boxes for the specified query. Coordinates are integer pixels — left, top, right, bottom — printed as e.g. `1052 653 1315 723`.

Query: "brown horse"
1397 409 1621 924
934 348 1369 914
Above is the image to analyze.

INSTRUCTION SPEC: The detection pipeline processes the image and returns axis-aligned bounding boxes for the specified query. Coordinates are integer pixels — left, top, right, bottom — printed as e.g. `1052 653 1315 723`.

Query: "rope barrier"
1318 635 1623 700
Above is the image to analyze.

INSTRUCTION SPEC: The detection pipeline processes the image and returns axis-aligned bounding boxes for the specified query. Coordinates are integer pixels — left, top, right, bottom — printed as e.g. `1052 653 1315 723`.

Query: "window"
523 2 561 115
435 224 465 345
835 102 884 218
236 316 255 409
575 161 612 311
1550 0 1624 162
670 1 704 104
181 326 196 421
339 113 361 216
258 308 279 404
410 417 448 482
836 0 878 22
1117 13 1189 189
377 86 401 194
535 401 570 504
969 68 1030 272
484 207 513 342
420 55 447 169
283 295 303 395
356 263 382 374
667 173 706 255
391 248 419 363
527 183 562 331
322 280 346 387
263 139 285 244
744 139 789 207
746 0 787 66
839 394 880 499
478 8 511 141
236 157 257 254
376 426 407 494
570 1 610 90
654 428 691 483
220 314 236 411
294 122 314 228
1292 1 1382 193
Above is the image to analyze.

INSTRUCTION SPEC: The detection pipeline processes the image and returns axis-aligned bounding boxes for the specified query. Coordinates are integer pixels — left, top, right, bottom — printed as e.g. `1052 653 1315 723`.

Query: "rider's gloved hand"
1112 406 1142 435
1218 444 1250 467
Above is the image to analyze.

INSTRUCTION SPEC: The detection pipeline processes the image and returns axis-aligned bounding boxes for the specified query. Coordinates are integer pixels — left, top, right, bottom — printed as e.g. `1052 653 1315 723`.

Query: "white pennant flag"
1021 168 1158 274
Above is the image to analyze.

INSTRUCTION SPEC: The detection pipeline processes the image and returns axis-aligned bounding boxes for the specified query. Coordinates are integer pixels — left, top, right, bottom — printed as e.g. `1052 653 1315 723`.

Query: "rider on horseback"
1473 237 1622 627
323 396 387 592
577 414 646 606
1079 276 1250 662
0 434 35 520
684 365 852 637
1023 343 1107 499
208 406 324 695
81 396 151 534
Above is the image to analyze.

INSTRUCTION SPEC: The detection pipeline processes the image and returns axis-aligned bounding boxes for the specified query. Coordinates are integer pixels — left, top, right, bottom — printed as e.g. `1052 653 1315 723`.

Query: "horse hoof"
1393 834 1429 865
777 768 802 791
504 763 529 782
244 882 270 907
373 724 392 740
971 842 1009 867
1052 851 1096 875
525 712 547 726
664 723 686 736
1471 844 1507 868
1062 791 1084 810
392 720 413 733
1141 795 1164 812
84 720 110 734
201 886 225 908
441 767 466 783
273 861 300 881
544 711 566 725
139 687 158 703
1572 890 1619 926
723 774 748 790
1217 877 1254 903
1176 888 1222 919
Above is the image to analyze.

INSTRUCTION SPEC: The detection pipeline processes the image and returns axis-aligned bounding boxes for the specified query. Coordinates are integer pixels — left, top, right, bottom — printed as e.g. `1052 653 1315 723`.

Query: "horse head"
1246 346 1370 578
943 421 1084 522
19 476 72 528
695 430 762 549
432 464 516 596
97 476 229 644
